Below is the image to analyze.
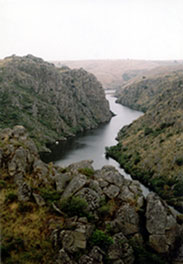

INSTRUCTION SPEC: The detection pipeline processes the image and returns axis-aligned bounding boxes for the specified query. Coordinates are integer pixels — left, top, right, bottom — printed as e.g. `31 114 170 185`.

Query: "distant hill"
0 55 111 150
116 64 183 111
107 66 183 211
52 59 183 89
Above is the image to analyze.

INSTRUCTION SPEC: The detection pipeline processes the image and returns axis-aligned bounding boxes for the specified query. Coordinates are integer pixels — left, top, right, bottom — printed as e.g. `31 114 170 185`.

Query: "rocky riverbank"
1 126 183 263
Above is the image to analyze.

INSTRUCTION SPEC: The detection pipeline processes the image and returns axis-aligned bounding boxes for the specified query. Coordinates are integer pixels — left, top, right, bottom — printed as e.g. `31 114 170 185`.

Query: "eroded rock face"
0 55 112 151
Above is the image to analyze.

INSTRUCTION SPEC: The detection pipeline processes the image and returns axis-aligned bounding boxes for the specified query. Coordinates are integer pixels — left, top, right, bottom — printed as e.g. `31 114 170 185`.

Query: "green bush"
1 237 24 261
90 229 113 250
0 179 6 188
17 202 34 213
78 167 95 177
40 188 61 203
98 204 111 218
144 127 153 136
173 181 183 197
175 157 183 166
59 196 88 217
134 152 141 165
5 192 18 203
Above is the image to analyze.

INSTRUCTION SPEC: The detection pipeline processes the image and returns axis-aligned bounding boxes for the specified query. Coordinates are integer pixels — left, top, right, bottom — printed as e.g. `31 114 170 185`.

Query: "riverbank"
41 94 149 195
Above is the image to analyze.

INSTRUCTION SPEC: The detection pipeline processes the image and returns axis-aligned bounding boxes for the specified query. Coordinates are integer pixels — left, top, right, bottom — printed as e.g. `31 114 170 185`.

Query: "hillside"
107 67 183 211
0 55 111 151
53 59 181 89
1 126 183 264
116 65 183 112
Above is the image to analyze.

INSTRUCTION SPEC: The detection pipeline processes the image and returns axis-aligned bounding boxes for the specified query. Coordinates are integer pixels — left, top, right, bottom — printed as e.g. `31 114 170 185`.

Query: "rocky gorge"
1 126 183 264
0 55 111 151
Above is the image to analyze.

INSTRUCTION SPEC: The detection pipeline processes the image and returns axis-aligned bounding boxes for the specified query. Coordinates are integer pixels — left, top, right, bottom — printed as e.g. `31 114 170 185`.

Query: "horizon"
2 54 183 63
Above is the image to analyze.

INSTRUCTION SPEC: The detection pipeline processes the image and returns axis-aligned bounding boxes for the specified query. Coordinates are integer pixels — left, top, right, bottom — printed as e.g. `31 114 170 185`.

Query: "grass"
0 168 63 264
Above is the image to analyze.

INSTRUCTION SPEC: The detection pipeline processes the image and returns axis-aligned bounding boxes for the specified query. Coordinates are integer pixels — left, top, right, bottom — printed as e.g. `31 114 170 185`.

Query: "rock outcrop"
1 126 183 264
0 55 111 151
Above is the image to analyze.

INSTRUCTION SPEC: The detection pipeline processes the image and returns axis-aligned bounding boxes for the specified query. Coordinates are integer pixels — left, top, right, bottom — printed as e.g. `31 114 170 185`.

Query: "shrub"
40 188 61 203
5 192 18 203
98 204 111 218
17 202 34 213
175 157 183 166
173 181 183 197
0 179 6 188
144 127 153 136
90 229 113 250
1 237 24 261
78 167 95 177
134 152 141 164
59 196 88 217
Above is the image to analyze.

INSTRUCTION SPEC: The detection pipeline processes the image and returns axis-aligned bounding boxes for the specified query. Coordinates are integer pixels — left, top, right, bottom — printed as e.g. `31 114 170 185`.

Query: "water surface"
48 92 149 196
55 94 142 168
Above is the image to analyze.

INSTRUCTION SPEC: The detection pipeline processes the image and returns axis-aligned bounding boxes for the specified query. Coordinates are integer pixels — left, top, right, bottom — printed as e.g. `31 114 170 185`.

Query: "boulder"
76 187 100 211
79 246 104 264
33 159 49 184
55 172 73 192
12 125 27 138
146 192 180 254
56 248 76 264
17 182 31 202
60 229 87 253
113 204 140 235
95 166 124 187
103 184 120 199
33 193 46 206
108 232 134 264
8 147 27 176
119 183 144 210
89 179 103 195
61 174 87 199
67 160 94 173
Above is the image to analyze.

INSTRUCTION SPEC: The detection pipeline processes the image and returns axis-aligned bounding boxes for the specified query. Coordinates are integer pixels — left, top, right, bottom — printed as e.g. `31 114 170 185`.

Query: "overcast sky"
1 0 183 61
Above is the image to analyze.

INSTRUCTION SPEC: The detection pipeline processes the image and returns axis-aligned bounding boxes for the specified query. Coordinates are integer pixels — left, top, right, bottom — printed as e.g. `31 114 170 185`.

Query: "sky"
0 0 183 61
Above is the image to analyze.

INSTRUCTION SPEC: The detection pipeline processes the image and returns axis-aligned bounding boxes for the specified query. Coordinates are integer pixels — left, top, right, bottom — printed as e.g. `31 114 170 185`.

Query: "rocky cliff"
0 55 111 151
1 126 183 264
107 68 183 212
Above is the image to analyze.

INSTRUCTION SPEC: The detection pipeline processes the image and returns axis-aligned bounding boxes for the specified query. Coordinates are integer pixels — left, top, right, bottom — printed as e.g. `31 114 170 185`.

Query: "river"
44 91 149 196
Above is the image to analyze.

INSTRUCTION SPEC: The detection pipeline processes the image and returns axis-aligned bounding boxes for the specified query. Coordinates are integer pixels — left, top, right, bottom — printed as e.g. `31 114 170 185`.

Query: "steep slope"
107 69 183 211
116 65 183 112
0 55 111 150
1 126 183 264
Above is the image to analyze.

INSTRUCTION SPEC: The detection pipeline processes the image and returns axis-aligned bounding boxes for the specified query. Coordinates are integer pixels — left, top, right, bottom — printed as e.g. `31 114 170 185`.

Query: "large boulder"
146 192 180 254
61 174 88 199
